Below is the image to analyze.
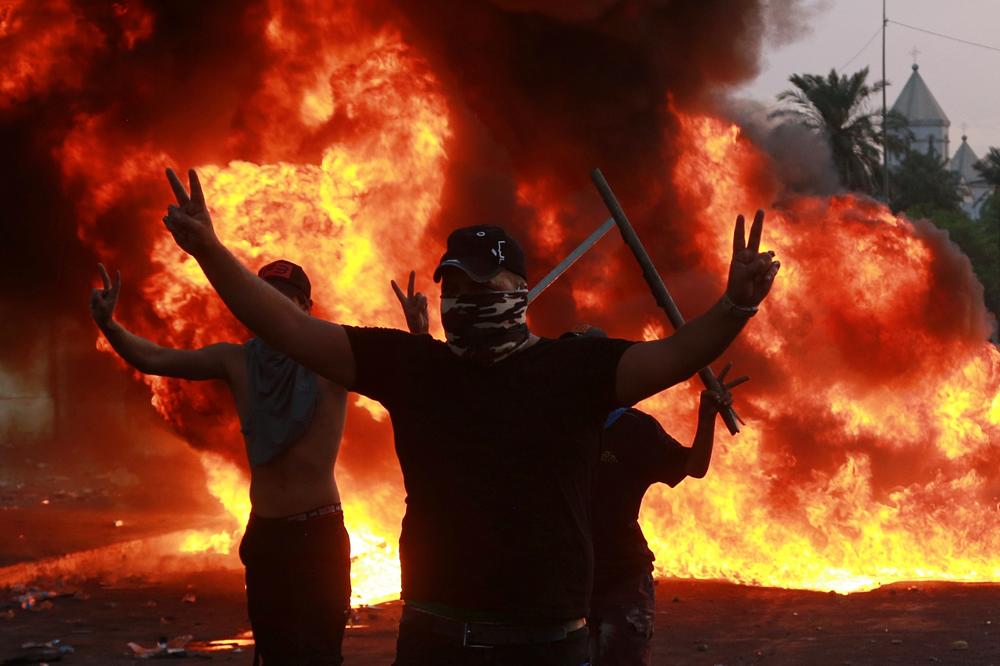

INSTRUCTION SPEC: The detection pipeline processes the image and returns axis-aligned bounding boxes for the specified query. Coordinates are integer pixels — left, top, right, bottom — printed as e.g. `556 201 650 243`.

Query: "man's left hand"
726 209 780 307
700 362 750 416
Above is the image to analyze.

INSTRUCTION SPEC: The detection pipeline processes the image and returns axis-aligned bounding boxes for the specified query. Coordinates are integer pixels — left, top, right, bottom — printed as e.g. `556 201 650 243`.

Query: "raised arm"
90 264 237 380
161 168 355 387
685 364 749 478
616 210 779 406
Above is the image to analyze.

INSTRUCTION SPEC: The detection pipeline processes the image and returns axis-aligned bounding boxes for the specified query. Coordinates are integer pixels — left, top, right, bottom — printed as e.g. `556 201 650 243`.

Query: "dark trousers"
393 606 591 666
239 509 352 665
588 571 655 666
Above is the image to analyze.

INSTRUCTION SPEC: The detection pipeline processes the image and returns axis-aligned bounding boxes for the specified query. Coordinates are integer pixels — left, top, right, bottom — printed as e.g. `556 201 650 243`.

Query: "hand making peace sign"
391 270 429 335
162 168 218 256
89 263 121 329
727 210 780 308
699 361 750 417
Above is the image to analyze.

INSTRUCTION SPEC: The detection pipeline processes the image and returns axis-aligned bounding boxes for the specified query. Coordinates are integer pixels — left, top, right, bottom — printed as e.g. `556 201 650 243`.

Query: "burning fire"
636 112 1000 593
6 0 994 602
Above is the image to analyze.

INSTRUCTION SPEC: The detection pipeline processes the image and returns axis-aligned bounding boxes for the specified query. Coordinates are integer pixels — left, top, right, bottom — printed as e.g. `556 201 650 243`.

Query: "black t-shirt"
343 326 634 621
592 408 689 588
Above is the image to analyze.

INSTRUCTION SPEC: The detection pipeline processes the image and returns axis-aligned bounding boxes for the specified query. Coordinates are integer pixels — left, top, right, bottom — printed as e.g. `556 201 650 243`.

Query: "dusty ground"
2 569 998 665
2 492 998 664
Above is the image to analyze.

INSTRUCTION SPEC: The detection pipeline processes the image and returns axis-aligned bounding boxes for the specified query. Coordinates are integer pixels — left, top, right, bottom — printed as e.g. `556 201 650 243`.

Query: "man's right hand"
90 263 120 330
391 270 429 335
163 168 219 257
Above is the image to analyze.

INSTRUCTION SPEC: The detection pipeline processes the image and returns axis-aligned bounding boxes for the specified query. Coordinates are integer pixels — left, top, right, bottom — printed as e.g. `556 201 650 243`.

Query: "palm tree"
770 67 908 196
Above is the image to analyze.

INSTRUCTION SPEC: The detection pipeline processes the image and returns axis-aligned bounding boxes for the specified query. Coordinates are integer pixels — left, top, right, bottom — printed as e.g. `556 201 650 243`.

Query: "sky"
736 0 1000 159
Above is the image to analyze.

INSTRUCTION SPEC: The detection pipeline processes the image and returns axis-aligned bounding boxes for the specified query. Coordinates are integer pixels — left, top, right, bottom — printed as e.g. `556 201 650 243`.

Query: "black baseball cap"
432 225 527 284
258 259 311 300
559 326 608 340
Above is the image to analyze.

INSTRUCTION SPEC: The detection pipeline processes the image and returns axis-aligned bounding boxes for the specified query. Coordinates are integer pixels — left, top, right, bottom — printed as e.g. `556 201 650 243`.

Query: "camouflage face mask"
440 289 530 364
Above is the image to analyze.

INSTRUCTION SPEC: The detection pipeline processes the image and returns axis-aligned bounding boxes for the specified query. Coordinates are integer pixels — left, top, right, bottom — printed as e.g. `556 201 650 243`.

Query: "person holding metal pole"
391 287 749 666
563 328 747 666
161 165 779 665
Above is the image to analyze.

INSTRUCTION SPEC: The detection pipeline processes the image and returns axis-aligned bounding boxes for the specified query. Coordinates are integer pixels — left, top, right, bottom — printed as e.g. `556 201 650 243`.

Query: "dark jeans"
588 570 655 666
393 606 591 666
238 509 352 665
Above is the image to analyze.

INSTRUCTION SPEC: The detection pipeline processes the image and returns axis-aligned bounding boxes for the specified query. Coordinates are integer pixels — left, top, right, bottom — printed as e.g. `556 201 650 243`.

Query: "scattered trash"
950 640 968 651
928 657 941 662
181 593 197 604
695 642 709 652
20 640 73 654
114 519 125 527
5 639 75 664
127 634 193 659
14 589 74 611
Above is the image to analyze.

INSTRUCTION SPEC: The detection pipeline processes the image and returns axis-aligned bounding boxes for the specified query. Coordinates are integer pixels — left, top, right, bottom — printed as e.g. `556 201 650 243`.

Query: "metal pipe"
590 168 741 435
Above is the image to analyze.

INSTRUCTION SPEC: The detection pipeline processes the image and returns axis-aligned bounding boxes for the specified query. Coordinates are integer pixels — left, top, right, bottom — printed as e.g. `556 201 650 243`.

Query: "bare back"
220 344 348 518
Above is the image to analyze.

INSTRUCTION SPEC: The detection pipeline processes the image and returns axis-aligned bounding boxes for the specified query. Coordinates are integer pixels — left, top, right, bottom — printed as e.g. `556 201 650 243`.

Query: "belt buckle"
461 622 496 649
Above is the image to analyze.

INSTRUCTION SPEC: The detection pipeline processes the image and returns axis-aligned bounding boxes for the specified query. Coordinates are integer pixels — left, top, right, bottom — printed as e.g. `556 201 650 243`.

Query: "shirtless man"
90 258 351 665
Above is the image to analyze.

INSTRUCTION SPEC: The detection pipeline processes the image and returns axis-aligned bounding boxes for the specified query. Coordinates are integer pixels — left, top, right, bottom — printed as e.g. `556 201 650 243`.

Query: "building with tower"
890 63 950 162
889 63 990 218
949 135 992 218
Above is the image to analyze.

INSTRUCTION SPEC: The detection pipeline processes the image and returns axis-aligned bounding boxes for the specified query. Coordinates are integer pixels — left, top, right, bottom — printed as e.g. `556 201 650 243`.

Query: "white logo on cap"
491 240 506 263
476 231 486 237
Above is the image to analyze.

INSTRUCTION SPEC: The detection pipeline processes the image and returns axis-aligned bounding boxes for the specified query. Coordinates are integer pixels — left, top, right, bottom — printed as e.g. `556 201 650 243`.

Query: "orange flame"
636 111 1000 593
44 2 1000 603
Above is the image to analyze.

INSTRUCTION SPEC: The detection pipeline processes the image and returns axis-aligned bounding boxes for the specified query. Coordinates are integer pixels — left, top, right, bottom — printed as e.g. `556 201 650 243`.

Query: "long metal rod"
590 168 741 435
527 217 615 303
882 0 889 201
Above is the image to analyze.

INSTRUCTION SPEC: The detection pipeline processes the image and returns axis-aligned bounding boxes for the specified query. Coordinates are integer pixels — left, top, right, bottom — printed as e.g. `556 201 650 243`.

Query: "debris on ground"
2 638 74 665
126 634 193 659
13 589 75 611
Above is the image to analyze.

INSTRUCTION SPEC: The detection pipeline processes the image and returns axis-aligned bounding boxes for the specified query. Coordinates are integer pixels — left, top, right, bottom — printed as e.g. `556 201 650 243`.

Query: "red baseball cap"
257 260 311 300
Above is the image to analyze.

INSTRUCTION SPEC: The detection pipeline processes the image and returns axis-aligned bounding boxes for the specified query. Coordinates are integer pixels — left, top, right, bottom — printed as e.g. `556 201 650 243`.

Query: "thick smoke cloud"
2 0 810 468
386 0 815 336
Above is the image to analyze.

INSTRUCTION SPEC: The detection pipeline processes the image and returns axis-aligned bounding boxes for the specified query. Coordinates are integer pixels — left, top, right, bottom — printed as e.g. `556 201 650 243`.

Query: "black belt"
402 605 587 648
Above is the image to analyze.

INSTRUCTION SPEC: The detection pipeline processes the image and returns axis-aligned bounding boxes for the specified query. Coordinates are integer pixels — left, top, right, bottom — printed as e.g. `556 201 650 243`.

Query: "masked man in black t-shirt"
392 292 749 666
160 166 780 666
559 327 747 666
